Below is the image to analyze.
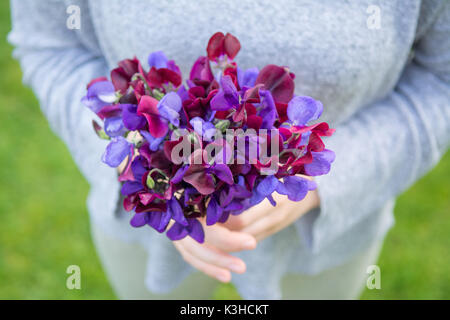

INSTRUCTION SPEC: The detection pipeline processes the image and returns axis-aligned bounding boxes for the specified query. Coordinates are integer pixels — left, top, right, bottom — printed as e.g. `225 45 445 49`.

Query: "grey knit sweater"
9 0 450 299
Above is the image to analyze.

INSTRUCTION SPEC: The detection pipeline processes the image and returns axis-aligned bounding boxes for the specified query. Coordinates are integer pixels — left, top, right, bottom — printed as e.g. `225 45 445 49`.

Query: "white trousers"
91 223 383 300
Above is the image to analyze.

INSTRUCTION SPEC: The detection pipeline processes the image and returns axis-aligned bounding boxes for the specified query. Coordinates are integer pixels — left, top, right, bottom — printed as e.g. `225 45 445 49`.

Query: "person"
8 0 450 299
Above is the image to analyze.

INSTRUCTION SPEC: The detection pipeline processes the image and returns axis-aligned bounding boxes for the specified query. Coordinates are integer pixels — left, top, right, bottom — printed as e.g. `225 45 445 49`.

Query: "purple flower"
258 90 278 129
122 104 146 131
167 198 188 226
276 176 315 202
206 197 223 226
148 51 169 69
130 211 171 233
104 116 127 137
140 130 165 151
157 92 182 127
81 80 116 113
121 181 144 196
250 175 279 206
237 67 259 88
147 211 172 233
189 117 217 141
166 217 205 243
210 75 240 111
304 149 335 176
287 96 323 126
102 136 132 167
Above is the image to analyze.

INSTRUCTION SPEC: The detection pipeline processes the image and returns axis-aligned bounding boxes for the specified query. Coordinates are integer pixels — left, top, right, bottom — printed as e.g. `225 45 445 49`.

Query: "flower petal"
279 176 309 201
255 65 294 103
166 221 189 241
304 149 336 176
187 218 205 243
206 197 223 226
104 116 126 137
148 51 168 69
238 67 259 88
168 198 188 226
130 212 149 227
122 104 146 130
287 96 323 126
102 137 132 167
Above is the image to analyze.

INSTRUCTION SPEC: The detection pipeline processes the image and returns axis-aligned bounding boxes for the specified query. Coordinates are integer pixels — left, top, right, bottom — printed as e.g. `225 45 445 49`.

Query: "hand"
173 218 257 283
222 186 320 242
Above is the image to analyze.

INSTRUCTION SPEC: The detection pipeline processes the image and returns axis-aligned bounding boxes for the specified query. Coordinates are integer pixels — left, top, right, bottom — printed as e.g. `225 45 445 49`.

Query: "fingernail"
229 262 245 273
243 238 256 250
216 273 230 283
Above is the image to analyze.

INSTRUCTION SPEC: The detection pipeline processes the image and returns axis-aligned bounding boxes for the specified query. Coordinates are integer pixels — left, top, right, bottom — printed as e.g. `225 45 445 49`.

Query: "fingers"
173 235 249 283
204 223 257 252
242 208 289 241
175 241 232 282
224 195 288 231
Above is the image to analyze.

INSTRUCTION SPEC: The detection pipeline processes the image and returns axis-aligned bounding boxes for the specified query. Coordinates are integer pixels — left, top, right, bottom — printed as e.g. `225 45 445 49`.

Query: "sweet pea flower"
287 96 323 126
237 67 259 88
304 149 336 176
206 32 241 62
137 93 181 138
102 136 133 168
81 80 116 113
210 75 240 111
189 117 217 141
255 64 295 104
166 217 205 243
146 51 182 88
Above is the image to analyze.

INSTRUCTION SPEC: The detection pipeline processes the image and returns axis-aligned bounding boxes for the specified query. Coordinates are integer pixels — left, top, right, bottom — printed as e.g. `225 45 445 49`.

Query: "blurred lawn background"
0 1 449 300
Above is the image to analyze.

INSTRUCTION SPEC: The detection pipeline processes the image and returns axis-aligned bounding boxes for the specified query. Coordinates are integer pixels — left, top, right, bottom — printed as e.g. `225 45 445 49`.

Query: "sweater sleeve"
296 1 450 253
8 0 117 190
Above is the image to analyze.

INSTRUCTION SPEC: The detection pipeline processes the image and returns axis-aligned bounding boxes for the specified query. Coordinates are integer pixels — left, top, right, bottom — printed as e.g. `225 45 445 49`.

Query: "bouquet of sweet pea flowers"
82 32 335 243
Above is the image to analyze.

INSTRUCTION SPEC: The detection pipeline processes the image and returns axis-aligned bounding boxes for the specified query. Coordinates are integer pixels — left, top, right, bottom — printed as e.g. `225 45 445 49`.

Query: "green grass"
0 2 449 300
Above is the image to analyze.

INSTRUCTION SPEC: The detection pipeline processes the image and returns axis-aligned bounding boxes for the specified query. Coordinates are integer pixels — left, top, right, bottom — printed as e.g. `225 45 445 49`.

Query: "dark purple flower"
249 175 279 206
140 130 165 151
210 75 239 111
147 211 172 233
258 90 278 129
167 198 188 226
166 217 205 243
206 197 223 225
121 181 144 196
122 104 146 130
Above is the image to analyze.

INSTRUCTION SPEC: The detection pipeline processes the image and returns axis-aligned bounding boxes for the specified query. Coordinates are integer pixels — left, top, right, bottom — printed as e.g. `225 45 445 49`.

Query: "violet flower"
81 80 116 113
166 217 205 243
237 67 259 88
210 75 240 111
102 136 133 168
287 96 323 126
